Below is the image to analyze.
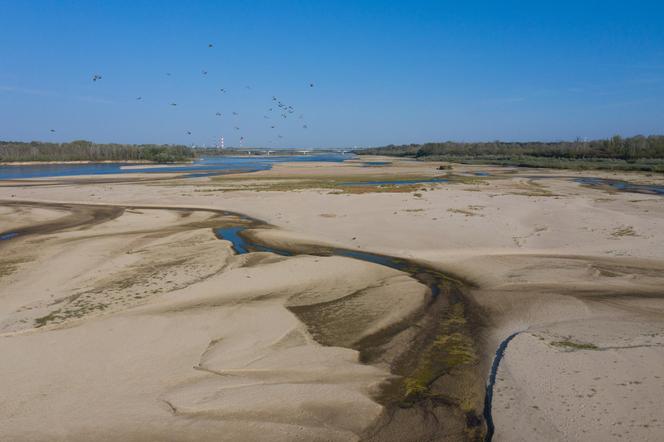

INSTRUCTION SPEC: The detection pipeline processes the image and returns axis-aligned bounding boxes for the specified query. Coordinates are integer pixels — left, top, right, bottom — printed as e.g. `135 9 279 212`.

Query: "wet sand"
1 157 663 441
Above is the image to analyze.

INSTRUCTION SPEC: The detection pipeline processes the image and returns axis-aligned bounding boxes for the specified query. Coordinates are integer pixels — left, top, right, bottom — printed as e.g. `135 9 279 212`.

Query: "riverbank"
1 158 663 441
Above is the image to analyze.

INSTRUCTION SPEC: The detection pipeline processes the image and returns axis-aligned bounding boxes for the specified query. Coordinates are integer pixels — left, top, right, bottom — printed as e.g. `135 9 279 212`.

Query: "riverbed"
1 157 663 441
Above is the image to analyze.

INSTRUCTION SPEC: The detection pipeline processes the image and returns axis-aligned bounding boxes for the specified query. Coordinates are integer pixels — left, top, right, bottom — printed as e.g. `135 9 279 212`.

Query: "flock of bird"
50 43 315 146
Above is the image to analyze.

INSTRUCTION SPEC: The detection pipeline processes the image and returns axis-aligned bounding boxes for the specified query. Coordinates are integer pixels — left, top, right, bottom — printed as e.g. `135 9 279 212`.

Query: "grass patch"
447 207 483 217
34 309 63 328
207 173 449 193
509 180 554 196
0 257 31 278
443 174 489 185
611 225 637 237
550 340 599 350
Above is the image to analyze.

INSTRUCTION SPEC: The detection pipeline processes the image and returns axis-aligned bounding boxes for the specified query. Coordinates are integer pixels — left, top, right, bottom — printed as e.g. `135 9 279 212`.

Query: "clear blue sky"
1 0 663 148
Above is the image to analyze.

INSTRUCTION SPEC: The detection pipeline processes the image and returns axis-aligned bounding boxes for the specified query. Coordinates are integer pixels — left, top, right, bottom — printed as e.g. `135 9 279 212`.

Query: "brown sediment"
0 201 124 240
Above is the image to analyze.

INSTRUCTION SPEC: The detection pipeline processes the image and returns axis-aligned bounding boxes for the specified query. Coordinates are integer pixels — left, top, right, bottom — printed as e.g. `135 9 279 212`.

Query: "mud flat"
1 158 663 441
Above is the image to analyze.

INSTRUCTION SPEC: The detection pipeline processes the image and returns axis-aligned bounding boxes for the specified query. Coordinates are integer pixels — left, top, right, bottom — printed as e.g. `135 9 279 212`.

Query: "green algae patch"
402 302 479 402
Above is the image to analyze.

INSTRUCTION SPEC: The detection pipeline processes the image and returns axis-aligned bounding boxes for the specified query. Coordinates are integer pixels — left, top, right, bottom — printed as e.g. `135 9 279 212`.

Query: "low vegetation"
611 225 638 237
0 140 194 163
403 302 478 402
207 174 447 193
550 340 599 350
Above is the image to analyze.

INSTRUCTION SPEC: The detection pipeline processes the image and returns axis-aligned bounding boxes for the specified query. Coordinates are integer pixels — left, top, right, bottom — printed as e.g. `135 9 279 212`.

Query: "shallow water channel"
214 224 498 440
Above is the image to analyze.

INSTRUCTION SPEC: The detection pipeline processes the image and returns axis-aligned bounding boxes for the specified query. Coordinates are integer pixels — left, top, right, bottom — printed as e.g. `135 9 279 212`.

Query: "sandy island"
1 157 663 441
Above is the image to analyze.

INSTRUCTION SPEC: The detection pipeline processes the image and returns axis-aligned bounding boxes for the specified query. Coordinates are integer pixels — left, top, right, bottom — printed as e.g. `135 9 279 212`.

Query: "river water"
0 154 352 180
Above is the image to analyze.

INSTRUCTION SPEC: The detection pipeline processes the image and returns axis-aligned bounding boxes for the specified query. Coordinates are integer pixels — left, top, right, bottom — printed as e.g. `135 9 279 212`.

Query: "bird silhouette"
303 124 308 129
186 131 192 135
232 112 238 116
234 126 240 130
219 88 226 93
92 74 102 82
208 43 214 48
201 70 208 75
170 103 177 106
136 96 142 100
309 82 314 87
50 129 56 132
215 112 222 116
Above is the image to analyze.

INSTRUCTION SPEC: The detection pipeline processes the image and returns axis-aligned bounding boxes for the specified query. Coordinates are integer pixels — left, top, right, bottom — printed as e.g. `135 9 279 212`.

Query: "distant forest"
0 140 194 163
357 135 664 172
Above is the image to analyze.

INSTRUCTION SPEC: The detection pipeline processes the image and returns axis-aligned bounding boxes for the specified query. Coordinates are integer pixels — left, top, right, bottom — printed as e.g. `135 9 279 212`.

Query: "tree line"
0 140 194 163
357 135 664 161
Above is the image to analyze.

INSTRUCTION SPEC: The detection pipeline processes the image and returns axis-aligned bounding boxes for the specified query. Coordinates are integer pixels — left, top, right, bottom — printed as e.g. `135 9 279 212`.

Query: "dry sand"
1 157 663 441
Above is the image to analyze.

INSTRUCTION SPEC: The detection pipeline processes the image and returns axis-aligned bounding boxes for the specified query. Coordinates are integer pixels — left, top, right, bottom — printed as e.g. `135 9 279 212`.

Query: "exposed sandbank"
1 157 663 441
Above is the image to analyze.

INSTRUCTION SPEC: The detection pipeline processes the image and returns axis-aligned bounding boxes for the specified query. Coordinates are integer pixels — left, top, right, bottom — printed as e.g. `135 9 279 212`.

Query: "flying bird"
219 88 226 93
50 129 56 133
136 96 142 100
309 82 314 87
201 70 208 75
170 103 177 106
92 74 102 82
215 112 222 116
234 126 240 130
208 43 214 48
303 124 308 129
186 131 192 135
165 72 172 76
232 111 238 116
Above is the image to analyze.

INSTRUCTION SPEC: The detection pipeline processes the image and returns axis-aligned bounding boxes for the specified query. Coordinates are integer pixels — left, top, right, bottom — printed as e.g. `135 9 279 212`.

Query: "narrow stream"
0 232 19 241
215 226 433 281
214 224 480 439
483 332 521 442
